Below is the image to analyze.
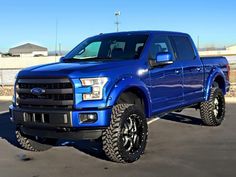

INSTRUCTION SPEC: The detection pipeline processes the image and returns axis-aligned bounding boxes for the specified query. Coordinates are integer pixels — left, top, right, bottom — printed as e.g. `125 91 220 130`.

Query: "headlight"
80 77 108 100
13 75 19 106
12 78 19 106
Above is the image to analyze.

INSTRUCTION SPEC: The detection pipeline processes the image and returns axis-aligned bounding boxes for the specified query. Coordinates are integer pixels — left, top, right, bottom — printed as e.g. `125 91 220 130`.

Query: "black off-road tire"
102 104 148 163
16 128 57 152
200 88 225 126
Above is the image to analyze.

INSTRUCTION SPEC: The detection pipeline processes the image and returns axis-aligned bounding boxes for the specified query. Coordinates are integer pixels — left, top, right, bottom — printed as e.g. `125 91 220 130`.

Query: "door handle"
175 70 181 74
196 67 201 71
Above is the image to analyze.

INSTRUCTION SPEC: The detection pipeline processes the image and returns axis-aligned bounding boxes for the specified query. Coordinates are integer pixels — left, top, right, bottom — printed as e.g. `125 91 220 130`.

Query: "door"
148 35 183 114
171 36 204 102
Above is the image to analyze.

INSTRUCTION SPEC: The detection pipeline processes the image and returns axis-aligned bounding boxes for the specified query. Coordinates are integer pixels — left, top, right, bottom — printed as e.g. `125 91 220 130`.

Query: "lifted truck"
9 31 230 163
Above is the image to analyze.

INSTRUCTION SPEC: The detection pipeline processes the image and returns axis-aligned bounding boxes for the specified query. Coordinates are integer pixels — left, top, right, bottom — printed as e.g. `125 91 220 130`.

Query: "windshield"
64 34 148 62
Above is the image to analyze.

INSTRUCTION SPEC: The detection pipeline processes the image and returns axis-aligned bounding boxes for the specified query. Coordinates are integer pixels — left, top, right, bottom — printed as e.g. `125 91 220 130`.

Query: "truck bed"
201 56 229 92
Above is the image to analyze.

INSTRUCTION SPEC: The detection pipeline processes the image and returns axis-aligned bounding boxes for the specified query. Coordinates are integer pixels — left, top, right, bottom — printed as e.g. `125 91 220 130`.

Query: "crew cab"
9 31 230 163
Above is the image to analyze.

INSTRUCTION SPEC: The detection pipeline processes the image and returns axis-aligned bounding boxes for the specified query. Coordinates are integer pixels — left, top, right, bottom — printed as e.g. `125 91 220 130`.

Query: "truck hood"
17 60 141 79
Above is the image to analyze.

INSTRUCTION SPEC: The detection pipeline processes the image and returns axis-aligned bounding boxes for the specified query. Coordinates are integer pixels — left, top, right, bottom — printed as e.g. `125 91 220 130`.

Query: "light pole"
115 11 121 32
55 19 58 56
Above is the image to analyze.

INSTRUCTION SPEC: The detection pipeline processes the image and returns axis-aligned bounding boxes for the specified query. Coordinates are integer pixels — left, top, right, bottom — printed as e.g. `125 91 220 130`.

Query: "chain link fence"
230 63 236 85
0 68 20 96
1 65 235 86
0 64 236 96
0 68 20 86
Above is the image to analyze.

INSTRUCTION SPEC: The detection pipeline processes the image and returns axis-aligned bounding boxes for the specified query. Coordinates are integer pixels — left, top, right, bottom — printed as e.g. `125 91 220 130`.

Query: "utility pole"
197 35 200 50
115 11 121 32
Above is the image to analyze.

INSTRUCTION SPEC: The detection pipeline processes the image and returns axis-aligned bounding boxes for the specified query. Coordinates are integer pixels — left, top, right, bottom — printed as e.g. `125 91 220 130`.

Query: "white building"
9 43 48 57
226 45 236 51
199 45 236 57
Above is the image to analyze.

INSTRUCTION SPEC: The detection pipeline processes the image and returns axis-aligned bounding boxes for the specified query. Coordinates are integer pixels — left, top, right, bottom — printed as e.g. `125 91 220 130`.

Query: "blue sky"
1 0 236 52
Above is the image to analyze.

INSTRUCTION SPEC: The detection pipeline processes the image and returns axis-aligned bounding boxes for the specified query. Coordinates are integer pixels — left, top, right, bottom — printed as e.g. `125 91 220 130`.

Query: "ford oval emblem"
31 88 46 96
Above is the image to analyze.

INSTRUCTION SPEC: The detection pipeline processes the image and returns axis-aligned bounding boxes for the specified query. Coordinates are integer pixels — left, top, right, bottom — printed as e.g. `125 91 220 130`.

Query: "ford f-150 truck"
9 31 230 163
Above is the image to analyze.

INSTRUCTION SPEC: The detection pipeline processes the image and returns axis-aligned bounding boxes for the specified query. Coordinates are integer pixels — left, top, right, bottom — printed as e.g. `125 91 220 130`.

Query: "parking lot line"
0 110 8 114
148 117 160 125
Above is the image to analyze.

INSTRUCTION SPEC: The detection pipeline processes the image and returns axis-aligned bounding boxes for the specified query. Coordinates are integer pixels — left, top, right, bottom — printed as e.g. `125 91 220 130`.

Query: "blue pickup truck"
9 31 230 163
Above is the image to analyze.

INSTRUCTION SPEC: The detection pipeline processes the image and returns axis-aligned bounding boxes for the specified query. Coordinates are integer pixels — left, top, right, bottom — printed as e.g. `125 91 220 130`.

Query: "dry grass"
0 86 14 96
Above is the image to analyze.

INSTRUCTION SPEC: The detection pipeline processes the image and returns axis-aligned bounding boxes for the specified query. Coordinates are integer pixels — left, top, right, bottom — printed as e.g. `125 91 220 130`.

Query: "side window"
110 41 126 51
135 43 145 52
172 36 195 60
148 35 174 60
75 41 101 59
134 43 145 58
109 41 126 59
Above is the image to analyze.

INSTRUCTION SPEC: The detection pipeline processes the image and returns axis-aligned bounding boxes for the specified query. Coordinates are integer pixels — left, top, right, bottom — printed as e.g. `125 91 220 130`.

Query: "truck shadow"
65 140 109 161
0 112 19 147
0 112 108 161
161 113 203 126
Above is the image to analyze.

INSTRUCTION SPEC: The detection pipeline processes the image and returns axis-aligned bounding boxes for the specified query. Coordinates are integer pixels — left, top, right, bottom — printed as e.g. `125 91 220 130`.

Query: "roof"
94 30 188 38
9 43 47 54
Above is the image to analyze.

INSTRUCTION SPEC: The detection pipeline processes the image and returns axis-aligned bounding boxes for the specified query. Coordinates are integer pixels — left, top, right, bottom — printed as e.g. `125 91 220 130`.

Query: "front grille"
16 78 74 109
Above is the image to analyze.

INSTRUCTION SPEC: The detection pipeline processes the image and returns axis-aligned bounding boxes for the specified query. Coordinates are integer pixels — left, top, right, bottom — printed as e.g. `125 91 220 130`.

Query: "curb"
0 96 12 101
225 97 236 103
0 111 8 114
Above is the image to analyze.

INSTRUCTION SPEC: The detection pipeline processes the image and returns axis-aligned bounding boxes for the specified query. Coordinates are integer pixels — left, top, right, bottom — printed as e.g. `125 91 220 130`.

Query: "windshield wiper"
63 58 79 62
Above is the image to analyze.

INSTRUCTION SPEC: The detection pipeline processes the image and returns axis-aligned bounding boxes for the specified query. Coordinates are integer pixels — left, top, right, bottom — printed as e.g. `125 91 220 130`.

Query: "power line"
55 19 58 56
197 35 200 50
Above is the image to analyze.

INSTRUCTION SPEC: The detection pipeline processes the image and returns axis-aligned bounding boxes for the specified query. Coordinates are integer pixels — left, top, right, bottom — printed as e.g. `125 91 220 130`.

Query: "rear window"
172 36 195 60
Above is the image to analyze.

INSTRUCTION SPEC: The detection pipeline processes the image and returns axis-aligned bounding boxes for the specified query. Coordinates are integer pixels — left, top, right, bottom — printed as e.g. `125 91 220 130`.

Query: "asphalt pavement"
0 101 10 112
0 101 236 177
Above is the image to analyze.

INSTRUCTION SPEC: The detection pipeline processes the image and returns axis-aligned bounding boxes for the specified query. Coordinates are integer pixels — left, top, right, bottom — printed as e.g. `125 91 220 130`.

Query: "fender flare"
106 77 152 117
205 67 226 101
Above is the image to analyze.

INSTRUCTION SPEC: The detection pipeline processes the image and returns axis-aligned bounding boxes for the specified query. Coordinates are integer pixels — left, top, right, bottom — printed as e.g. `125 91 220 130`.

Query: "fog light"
80 113 98 123
9 108 14 122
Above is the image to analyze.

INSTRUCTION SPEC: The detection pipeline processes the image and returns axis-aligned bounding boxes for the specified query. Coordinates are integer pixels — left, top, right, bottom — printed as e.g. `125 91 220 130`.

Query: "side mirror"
59 57 65 62
155 53 173 66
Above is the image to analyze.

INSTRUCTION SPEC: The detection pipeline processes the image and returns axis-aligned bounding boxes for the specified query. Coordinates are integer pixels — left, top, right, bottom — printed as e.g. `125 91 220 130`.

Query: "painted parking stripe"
148 117 160 125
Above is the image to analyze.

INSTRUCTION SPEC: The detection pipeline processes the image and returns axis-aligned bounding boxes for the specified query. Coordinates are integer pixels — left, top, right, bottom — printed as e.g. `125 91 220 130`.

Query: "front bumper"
9 105 112 140
20 126 104 140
